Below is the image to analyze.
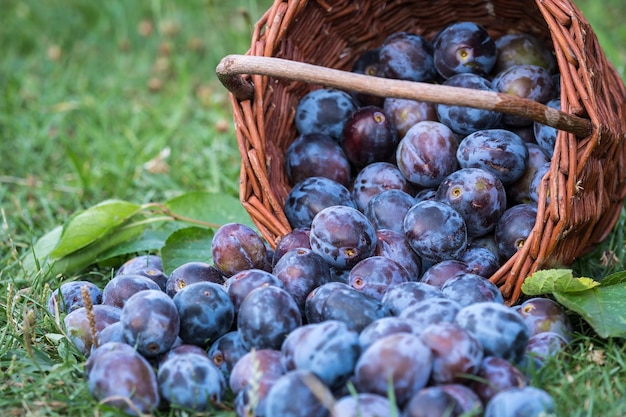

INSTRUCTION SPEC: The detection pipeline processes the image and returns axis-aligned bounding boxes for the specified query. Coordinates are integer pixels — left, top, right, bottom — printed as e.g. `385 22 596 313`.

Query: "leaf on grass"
521 269 599 295
164 191 254 229
22 225 63 274
95 228 173 263
554 286 626 338
50 199 142 258
160 226 214 275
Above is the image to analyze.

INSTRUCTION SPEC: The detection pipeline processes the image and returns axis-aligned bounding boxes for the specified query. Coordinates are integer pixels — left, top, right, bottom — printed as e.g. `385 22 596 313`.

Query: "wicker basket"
217 0 626 304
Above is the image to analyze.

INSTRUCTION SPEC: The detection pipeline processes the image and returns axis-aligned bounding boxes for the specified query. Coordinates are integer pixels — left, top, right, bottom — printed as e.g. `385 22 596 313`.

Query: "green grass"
1 0 626 415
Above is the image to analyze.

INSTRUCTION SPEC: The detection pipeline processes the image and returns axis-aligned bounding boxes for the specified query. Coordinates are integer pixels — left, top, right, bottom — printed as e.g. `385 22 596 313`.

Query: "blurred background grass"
0 0 625 415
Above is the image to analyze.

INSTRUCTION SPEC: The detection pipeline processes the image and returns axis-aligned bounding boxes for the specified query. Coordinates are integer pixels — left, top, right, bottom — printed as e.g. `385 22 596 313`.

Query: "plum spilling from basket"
50 21 570 417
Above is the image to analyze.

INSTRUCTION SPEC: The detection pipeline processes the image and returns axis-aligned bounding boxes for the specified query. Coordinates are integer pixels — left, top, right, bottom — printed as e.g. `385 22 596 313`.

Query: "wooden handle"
216 54 593 138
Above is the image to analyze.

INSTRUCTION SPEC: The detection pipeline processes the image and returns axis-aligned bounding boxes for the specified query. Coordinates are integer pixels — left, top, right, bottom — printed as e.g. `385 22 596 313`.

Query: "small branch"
216 54 593 138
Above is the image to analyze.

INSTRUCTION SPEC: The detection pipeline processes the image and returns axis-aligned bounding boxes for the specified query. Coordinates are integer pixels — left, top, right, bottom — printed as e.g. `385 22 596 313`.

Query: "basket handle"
217 54 592 138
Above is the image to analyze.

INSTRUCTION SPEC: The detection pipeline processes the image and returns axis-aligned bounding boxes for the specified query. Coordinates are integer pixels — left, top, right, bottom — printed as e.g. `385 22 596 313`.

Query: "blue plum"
158 351 226 411
295 88 358 140
396 121 459 188
120 289 180 357
436 167 507 237
284 176 356 229
403 200 468 263
173 281 234 348
309 205 377 270
457 128 529 185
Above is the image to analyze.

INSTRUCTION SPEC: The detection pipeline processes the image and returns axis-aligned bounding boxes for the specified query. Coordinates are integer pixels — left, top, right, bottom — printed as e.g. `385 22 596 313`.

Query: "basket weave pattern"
227 0 626 303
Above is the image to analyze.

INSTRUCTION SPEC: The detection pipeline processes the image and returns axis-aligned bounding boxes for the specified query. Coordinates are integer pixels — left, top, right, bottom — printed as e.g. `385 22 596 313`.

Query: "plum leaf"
521 269 599 294
50 199 142 258
160 226 214 275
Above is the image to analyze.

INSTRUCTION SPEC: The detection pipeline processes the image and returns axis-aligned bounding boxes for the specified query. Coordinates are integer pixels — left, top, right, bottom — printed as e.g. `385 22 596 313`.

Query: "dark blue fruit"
295 88 358 140
396 121 459 188
272 247 331 311
403 385 464 417
319 284 390 332
207 331 249 378
533 98 561 158
173 281 234 348
350 48 385 107
403 200 468 263
309 205 377 270
64 304 122 355
419 322 484 384
454 301 530 363
280 320 360 389
459 245 501 278
264 369 333 417
493 64 557 126
229 349 285 395
158 351 226 411
358 316 419 351
433 21 497 78
494 203 537 262
341 106 399 168
440 272 504 307
354 332 433 407
457 128 529 185
516 296 573 341
374 229 423 280
470 355 527 403
47 280 102 314
331 393 400 417
272 227 311 265
348 255 410 301
165 261 224 297
384 97 437 138
102 274 162 309
304 281 351 324
380 281 444 316
237 285 302 350
284 176 356 229
379 32 436 82
365 189 416 233
507 143 551 205
211 223 267 277
121 289 180 357
224 268 285 313
87 342 159 416
436 167 507 237
351 161 413 212
420 259 468 288
493 32 557 74
398 297 462 334
484 386 555 417
117 254 163 275
285 133 352 187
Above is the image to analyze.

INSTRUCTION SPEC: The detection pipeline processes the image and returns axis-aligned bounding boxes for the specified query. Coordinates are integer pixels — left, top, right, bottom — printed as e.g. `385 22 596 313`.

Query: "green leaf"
95 227 174 263
554 285 626 338
521 269 600 295
49 199 142 258
22 225 63 274
38 221 147 277
160 226 214 275
596 270 626 286
164 191 254 229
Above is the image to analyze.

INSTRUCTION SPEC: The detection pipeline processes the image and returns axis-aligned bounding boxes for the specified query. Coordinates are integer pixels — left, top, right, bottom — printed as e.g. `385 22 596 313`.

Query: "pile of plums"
52 21 571 417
